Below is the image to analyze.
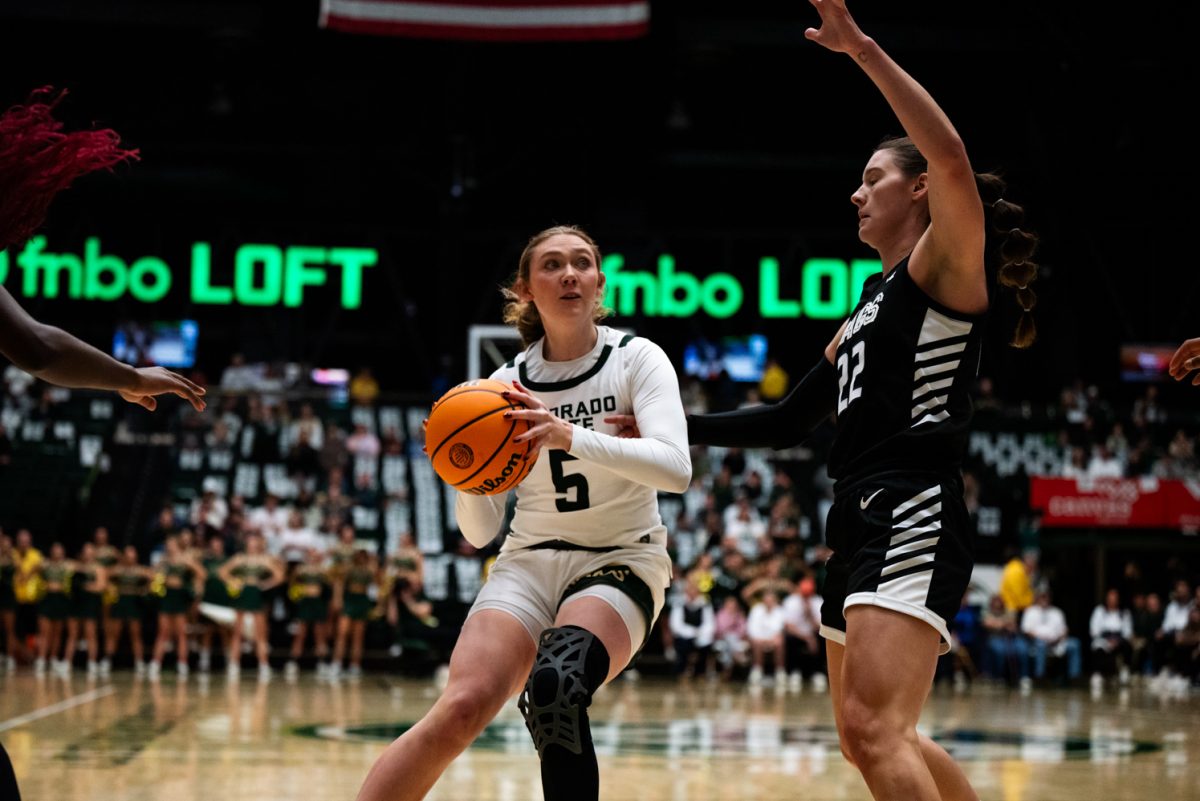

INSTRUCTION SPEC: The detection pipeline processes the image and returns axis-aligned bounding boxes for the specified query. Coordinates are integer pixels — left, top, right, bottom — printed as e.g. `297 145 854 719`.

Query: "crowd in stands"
942 551 1200 694
2 354 1199 692
972 378 1200 481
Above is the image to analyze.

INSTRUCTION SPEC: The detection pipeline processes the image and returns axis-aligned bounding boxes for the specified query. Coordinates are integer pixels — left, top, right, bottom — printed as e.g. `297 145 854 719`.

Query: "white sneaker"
99 658 111 677
258 664 272 682
788 671 803 690
4 656 15 672
54 659 70 676
34 657 46 676
87 661 99 676
285 660 299 677
1019 676 1033 694
347 664 363 680
748 666 764 685
1119 666 1131 686
198 651 211 673
135 661 148 677
178 662 189 679
810 673 828 693
1090 673 1104 693
148 661 161 681
227 663 241 680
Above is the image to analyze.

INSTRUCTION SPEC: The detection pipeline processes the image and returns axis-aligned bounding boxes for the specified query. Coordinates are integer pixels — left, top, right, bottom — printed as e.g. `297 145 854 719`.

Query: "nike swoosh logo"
860 489 885 510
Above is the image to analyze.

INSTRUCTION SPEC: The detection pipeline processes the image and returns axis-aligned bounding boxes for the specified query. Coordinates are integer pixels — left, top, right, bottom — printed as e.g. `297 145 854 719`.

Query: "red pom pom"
0 87 139 251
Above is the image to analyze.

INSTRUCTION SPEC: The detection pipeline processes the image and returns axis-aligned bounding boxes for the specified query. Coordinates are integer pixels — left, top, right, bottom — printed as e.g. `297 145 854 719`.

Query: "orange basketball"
425 378 538 495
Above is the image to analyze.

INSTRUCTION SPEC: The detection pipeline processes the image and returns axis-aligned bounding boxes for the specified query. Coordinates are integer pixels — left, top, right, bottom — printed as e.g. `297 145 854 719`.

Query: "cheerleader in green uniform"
34 543 72 676
149 536 206 679
105 546 153 674
383 534 425 657
92 527 120 572
386 533 425 593
92 526 120 638
285 547 332 677
0 534 18 671
331 547 379 679
197 535 232 673
218 532 284 680
63 543 108 676
325 524 359 637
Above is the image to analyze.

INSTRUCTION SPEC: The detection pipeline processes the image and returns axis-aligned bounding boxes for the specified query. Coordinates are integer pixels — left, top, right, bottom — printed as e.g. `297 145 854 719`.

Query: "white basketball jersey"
457 325 690 551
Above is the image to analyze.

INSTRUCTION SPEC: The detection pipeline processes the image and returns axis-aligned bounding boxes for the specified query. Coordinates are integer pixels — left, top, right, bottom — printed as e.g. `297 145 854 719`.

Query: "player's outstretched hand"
604 414 641 439
119 366 207 412
803 0 868 56
1169 338 1200 385
503 380 573 456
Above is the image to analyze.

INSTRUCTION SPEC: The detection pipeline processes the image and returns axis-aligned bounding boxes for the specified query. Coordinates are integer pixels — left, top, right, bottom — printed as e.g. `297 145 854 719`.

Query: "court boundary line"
0 685 116 733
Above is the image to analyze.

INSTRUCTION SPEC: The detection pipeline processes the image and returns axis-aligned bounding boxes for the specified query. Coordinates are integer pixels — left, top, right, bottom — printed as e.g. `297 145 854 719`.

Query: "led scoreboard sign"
0 237 377 309
0 236 881 319
602 254 882 319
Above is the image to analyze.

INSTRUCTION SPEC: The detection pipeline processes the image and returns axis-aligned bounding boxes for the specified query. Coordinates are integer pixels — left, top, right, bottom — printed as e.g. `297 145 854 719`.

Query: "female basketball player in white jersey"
356 225 690 801
616 3 1040 800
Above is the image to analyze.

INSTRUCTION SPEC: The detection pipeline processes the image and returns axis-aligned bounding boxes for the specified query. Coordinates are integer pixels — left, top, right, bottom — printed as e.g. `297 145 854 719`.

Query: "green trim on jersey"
559 563 655 648
518 344 613 391
618 334 635 348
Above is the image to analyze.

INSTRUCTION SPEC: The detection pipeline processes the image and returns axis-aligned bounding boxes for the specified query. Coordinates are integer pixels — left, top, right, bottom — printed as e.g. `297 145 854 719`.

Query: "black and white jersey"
827 257 983 485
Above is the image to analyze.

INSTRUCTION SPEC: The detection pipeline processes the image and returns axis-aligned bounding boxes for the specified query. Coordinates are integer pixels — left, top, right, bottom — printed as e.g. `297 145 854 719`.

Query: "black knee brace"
519 625 610 801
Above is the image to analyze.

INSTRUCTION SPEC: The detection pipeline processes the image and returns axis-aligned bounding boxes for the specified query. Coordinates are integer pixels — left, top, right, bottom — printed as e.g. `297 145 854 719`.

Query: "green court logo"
293 720 1162 762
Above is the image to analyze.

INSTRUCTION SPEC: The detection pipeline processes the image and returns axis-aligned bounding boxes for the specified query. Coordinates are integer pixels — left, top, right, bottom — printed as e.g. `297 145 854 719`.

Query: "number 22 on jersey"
837 341 865 414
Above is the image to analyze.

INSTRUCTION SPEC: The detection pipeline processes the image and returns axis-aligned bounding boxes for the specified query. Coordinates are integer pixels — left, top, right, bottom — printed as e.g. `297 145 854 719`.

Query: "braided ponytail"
975 171 1039 348
875 136 1040 349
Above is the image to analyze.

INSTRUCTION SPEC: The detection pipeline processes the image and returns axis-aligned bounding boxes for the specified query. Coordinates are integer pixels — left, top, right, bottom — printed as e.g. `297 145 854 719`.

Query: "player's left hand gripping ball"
425 379 539 495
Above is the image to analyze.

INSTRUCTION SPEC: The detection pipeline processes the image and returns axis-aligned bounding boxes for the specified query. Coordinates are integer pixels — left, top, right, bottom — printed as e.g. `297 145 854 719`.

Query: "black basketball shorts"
819 471 973 655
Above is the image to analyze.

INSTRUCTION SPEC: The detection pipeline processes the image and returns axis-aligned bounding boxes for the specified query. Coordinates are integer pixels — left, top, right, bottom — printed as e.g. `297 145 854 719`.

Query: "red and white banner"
1030 477 1200 531
319 0 650 41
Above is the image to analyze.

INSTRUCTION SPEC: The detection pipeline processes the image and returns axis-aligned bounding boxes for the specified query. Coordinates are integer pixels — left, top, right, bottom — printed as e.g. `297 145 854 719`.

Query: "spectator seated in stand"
1021 589 1082 684
1089 588 1134 689
981 594 1030 688
746 591 786 686
668 578 715 680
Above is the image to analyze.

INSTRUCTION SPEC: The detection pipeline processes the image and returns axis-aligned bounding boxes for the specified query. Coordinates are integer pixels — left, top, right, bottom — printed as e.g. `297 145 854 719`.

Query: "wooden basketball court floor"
1 671 1196 800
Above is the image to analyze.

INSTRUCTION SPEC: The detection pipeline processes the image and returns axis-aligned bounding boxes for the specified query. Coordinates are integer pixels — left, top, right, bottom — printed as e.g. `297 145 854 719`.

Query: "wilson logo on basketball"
449 443 474 469
466 451 524 495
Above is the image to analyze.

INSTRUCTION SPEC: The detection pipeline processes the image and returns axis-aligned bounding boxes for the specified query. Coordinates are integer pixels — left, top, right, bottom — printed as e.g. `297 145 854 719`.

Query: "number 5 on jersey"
837 341 865 414
550 451 590 512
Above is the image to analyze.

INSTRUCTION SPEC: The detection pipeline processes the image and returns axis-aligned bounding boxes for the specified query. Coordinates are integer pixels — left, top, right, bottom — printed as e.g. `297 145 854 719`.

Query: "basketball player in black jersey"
613 2 1039 799
0 90 206 801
